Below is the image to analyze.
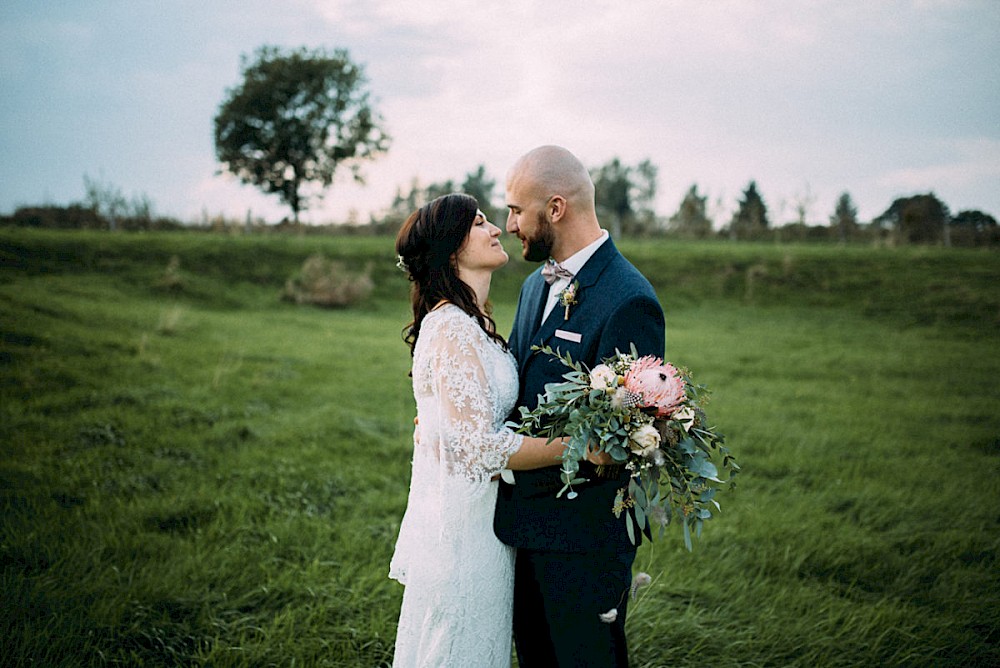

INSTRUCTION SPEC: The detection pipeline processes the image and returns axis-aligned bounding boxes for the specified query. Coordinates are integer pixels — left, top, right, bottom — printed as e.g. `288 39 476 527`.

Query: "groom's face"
506 179 555 262
523 210 555 262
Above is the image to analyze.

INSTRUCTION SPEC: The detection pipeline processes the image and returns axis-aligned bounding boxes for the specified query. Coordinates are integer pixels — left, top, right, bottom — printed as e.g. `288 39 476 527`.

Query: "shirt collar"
558 230 610 276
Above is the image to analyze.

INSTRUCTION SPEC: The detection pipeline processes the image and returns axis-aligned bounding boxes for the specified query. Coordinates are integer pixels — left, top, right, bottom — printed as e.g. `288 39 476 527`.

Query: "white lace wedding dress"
389 304 524 667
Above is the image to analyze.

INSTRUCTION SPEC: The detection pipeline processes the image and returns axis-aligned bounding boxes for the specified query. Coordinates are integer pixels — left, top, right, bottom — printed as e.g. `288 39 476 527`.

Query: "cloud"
872 137 1000 214
190 173 288 222
1 0 998 223
879 138 1000 188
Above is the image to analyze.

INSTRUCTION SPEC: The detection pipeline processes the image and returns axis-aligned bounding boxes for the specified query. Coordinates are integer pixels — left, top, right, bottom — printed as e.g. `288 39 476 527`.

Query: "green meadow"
2 228 998 667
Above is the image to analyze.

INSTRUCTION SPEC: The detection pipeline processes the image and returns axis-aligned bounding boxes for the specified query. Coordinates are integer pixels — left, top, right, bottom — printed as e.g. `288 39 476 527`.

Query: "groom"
495 145 665 666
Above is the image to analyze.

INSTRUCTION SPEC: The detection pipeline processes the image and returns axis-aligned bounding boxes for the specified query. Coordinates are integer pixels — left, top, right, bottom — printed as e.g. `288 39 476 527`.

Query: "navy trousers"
512 548 635 667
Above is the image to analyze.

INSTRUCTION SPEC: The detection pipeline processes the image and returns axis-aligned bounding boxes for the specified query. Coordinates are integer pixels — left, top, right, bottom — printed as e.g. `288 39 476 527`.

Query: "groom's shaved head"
506 145 604 262
508 145 595 211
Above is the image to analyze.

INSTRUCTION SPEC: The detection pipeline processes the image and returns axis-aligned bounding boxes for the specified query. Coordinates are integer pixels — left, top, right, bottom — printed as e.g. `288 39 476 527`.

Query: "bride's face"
455 210 508 273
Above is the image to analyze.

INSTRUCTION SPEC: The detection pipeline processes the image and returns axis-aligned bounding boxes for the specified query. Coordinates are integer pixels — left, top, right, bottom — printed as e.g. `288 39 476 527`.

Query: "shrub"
1 205 104 229
156 255 185 292
282 253 374 307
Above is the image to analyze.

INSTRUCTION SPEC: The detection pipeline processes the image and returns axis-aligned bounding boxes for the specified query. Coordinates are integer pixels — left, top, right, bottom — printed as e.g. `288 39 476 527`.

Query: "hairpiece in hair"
396 254 409 273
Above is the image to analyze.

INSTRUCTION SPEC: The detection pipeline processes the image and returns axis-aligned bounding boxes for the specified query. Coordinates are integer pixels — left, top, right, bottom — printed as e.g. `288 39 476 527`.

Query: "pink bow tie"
541 259 574 285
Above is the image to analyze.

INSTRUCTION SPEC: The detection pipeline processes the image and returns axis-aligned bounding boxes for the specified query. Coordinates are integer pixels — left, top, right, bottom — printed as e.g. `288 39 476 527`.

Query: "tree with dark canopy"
214 45 390 222
729 181 769 240
874 193 950 245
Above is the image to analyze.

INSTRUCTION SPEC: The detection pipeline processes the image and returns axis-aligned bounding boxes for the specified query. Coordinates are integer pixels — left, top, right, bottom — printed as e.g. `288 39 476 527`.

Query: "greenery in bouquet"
511 344 739 549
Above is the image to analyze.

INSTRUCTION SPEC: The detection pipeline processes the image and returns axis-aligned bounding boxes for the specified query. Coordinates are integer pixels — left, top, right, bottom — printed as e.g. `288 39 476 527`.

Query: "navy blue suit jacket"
494 237 665 554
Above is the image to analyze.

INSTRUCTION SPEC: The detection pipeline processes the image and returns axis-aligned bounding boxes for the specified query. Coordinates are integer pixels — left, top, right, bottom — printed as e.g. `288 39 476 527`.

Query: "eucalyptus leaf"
548 381 578 392
689 458 719 480
634 483 648 509
677 438 697 454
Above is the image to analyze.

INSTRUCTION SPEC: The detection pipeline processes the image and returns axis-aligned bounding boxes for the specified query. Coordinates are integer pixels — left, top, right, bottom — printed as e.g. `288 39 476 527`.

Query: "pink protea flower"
623 356 685 417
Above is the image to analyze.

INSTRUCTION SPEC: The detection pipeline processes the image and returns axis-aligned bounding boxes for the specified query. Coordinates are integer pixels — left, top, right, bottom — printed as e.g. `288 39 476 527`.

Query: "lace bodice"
410 304 522 483
389 305 523 666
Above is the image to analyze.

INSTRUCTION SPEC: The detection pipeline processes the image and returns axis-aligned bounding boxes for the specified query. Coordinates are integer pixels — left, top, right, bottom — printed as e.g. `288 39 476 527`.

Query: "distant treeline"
0 204 397 236
3 167 997 247
4 199 997 248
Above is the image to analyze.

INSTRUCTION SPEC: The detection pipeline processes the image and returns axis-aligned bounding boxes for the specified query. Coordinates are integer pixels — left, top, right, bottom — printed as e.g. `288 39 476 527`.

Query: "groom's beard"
523 210 555 262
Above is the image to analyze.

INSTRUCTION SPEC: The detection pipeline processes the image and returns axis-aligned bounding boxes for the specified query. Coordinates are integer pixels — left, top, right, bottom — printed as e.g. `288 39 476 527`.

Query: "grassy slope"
1 229 998 666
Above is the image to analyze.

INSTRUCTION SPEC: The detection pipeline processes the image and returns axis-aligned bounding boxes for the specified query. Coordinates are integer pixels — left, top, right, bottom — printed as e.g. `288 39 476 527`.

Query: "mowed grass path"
1 230 998 666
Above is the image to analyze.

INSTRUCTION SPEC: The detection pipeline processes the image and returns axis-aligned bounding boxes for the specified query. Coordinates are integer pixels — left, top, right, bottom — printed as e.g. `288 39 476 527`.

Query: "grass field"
2 229 998 666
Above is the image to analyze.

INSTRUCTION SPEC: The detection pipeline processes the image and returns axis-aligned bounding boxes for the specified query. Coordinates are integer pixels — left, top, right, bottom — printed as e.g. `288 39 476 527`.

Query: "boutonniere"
557 280 579 320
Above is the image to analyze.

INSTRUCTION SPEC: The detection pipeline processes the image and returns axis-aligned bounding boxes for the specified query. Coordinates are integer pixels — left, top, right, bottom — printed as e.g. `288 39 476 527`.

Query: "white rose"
673 405 695 431
590 364 617 391
628 423 661 455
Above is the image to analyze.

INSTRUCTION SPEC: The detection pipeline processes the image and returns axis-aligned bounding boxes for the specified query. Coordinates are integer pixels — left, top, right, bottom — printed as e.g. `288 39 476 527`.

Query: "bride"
389 194 602 666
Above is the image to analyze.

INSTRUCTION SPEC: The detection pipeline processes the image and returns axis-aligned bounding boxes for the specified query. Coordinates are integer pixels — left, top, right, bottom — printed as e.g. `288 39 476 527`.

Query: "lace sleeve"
423 312 523 483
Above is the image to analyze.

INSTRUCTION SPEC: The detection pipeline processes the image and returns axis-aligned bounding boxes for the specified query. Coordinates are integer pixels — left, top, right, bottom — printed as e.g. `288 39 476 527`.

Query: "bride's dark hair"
395 193 507 355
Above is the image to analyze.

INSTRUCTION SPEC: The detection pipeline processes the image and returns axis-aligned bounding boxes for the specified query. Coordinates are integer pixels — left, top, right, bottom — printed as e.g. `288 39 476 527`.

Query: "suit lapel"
531 238 620 349
514 270 547 374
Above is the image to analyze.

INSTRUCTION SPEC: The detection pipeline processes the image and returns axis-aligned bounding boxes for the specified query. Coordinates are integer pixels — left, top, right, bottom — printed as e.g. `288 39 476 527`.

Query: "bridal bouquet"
511 345 739 549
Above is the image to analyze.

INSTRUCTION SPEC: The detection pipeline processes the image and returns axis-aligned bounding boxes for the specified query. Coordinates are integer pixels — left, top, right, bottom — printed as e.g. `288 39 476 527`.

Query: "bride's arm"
423 313 524 482
505 436 563 470
506 436 611 470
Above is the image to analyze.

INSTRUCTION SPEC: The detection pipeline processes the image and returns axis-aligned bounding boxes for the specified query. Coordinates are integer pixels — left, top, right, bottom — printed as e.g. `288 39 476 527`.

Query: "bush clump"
155 255 185 292
282 253 373 308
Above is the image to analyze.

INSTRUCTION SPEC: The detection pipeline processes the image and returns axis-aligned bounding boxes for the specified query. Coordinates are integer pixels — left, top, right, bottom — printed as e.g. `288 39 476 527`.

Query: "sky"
2 0 999 227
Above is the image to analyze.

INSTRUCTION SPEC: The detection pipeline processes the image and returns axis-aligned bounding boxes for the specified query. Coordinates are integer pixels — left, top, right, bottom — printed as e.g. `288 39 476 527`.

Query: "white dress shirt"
541 230 610 321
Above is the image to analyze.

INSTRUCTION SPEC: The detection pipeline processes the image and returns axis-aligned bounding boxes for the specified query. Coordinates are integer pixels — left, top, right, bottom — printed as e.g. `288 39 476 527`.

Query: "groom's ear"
547 195 567 223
